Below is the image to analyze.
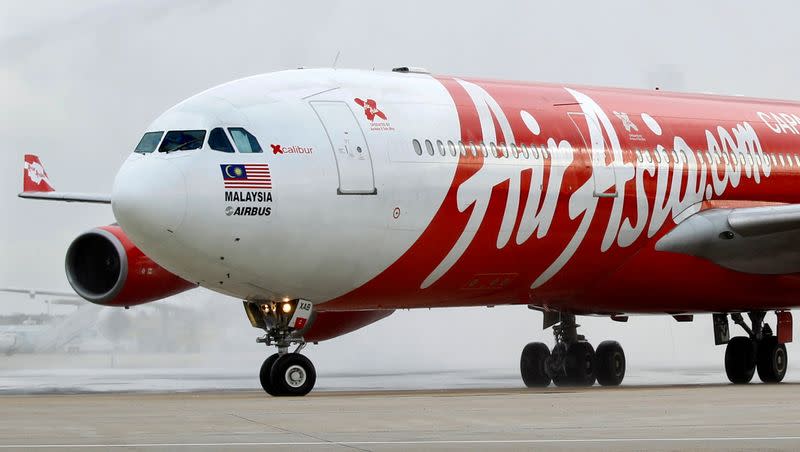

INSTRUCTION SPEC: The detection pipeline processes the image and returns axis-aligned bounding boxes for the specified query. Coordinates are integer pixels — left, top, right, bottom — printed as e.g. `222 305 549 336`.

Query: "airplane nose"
112 157 187 241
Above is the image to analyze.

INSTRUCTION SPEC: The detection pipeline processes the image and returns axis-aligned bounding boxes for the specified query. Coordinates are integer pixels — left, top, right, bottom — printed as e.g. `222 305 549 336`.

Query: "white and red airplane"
19 67 800 396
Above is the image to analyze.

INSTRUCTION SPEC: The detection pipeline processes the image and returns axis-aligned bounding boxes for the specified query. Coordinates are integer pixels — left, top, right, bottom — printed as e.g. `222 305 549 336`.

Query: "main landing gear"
716 311 792 384
243 300 317 396
520 312 626 388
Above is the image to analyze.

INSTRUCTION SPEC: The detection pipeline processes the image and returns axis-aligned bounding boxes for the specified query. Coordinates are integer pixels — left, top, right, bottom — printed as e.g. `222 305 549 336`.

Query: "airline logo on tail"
23 154 54 192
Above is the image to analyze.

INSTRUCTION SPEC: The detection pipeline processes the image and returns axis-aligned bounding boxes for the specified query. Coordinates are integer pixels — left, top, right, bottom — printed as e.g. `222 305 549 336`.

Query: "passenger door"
568 112 618 198
310 101 377 195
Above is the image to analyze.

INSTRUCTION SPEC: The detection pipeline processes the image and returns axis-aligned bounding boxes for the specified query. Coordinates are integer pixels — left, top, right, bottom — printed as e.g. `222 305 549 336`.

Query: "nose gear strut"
243 299 317 396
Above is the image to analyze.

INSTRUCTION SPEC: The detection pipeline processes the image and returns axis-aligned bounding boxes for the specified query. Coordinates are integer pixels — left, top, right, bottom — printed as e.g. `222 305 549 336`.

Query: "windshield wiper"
162 137 204 153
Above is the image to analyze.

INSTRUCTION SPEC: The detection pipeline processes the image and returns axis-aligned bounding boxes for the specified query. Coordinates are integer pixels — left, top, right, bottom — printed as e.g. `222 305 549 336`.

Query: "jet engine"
65 225 195 307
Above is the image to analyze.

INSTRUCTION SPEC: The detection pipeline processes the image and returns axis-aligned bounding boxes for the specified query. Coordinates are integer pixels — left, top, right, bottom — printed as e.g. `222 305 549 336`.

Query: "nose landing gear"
520 312 626 388
244 300 317 397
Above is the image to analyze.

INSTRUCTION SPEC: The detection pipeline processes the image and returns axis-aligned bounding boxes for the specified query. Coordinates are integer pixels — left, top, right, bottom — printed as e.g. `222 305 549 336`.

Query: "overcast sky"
2 0 800 377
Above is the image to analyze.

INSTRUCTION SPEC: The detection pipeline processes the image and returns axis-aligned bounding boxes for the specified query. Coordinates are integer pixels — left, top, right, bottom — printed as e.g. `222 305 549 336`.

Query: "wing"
0 287 81 299
0 288 83 307
19 154 111 204
656 203 800 274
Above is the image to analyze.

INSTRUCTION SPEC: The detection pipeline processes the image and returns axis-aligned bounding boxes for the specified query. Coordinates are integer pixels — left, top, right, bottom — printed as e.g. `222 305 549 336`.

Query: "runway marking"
3 437 800 448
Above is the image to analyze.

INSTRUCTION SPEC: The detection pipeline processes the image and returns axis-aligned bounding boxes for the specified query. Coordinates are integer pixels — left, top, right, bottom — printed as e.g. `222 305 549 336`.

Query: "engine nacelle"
65 225 196 306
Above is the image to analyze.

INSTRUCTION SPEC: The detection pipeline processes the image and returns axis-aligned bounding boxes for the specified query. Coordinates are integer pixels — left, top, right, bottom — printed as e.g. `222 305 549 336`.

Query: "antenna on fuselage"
332 50 341 69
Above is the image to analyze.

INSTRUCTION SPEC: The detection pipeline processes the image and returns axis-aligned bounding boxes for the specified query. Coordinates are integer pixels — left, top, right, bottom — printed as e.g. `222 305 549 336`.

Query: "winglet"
23 154 55 193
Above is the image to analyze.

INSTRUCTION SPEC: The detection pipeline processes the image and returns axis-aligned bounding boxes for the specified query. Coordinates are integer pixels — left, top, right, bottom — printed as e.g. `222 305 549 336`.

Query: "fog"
2 0 800 390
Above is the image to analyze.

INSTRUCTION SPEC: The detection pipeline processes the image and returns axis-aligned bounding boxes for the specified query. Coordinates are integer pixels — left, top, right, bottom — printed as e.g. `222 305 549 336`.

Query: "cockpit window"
228 127 263 153
158 130 206 153
208 128 234 153
134 131 164 154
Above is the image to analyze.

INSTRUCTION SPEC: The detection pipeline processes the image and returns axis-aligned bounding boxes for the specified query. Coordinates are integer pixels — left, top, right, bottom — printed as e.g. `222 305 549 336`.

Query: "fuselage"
111 68 800 315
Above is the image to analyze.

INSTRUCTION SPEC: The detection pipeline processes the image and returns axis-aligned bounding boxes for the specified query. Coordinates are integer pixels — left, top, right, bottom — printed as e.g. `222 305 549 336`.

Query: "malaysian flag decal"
220 164 272 189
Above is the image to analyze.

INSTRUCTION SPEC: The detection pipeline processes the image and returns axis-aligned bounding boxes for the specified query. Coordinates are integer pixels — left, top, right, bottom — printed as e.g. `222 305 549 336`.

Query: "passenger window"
159 130 206 153
795 155 800 166
448 141 456 156
479 143 488 157
458 141 467 156
413 139 423 156
209 128 235 153
490 142 498 158
437 140 446 156
135 131 164 154
635 150 642 162
521 144 530 159
425 139 434 156
771 154 778 165
510 143 519 158
498 143 507 158
228 128 263 153
780 154 786 166
532 146 540 159
469 142 477 157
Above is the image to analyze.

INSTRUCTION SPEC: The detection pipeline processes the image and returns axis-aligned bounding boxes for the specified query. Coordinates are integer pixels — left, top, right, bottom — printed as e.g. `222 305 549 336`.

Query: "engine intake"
66 225 195 306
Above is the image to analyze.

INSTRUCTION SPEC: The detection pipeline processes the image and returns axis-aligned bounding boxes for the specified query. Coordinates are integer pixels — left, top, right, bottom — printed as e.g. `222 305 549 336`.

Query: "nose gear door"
310 101 377 195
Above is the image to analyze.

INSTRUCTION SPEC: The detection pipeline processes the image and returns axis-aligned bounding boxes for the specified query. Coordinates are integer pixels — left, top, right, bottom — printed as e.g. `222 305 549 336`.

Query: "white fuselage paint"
113 70 460 303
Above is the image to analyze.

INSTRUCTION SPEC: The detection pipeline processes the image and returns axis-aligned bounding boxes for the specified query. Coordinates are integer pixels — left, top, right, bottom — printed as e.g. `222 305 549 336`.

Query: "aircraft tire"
568 341 597 387
259 353 282 396
595 340 626 386
553 342 596 387
725 336 756 384
520 342 551 387
270 353 316 396
756 336 787 383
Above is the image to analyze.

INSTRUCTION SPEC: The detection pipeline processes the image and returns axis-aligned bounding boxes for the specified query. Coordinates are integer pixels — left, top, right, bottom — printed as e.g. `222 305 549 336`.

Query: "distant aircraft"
0 288 101 354
19 67 799 396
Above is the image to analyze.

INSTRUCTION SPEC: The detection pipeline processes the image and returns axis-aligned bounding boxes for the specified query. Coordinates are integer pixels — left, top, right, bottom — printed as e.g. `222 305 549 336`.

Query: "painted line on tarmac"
3 437 800 448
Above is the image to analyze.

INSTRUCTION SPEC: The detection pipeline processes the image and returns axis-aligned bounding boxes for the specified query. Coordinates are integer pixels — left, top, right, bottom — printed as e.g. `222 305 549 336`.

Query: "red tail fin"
23 154 55 193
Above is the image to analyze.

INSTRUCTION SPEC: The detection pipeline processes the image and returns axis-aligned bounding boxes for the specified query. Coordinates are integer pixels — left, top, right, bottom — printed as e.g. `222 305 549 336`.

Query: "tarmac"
2 384 800 451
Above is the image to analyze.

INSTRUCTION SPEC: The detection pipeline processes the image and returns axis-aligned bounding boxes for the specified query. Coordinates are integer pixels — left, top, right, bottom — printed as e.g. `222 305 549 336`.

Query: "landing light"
282 303 292 314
